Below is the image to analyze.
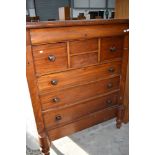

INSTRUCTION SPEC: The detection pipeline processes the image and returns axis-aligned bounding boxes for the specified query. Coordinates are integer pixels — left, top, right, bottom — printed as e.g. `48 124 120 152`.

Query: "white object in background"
86 14 90 20
29 8 36 17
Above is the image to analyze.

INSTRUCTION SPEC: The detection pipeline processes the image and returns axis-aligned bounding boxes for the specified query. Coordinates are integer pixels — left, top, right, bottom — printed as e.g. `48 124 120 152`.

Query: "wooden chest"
26 19 129 155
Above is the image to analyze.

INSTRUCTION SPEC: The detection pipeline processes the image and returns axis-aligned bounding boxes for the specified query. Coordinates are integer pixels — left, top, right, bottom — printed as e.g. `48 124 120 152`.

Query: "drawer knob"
52 97 60 103
48 55 56 62
51 80 58 85
106 99 113 106
107 83 113 88
109 47 116 52
108 67 115 73
55 115 62 121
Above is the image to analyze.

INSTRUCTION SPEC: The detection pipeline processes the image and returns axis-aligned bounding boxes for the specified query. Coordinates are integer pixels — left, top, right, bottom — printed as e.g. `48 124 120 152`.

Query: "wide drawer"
30 24 128 45
47 106 117 140
32 43 68 75
37 60 122 94
43 92 119 129
40 76 120 110
101 36 124 61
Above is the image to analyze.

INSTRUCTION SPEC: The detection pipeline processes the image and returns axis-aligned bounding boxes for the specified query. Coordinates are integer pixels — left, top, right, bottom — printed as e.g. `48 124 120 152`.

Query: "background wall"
71 0 115 19
26 0 69 20
35 0 69 20
26 0 115 21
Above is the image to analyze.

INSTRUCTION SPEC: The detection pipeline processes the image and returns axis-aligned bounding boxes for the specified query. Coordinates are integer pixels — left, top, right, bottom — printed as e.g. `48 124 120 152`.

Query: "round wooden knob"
52 97 60 103
106 99 113 106
107 83 113 88
108 67 115 73
55 115 62 121
109 47 116 52
51 80 58 85
48 55 56 62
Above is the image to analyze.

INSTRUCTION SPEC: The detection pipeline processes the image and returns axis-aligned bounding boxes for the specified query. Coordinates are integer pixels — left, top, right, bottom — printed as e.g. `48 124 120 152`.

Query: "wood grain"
123 64 129 123
43 92 119 129
26 30 45 134
26 29 50 155
119 33 129 104
98 38 101 62
47 107 117 141
30 24 128 45
67 41 71 68
39 76 120 110
26 20 129 154
70 52 98 68
69 38 98 54
26 19 129 29
101 36 124 61
37 60 122 94
115 0 129 19
32 43 68 75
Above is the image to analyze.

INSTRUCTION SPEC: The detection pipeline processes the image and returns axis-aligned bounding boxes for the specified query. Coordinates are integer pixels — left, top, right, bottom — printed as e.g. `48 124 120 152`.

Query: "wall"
35 0 69 21
26 0 35 9
27 0 115 20
71 0 115 19
26 0 69 20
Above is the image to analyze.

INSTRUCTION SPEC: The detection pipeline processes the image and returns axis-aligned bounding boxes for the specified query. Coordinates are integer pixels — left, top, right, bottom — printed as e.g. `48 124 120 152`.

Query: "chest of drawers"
26 19 129 155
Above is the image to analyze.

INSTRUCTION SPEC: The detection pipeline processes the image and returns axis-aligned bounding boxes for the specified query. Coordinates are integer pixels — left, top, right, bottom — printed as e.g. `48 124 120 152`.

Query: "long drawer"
37 60 122 94
40 76 120 110
43 92 119 129
30 24 128 45
47 106 117 140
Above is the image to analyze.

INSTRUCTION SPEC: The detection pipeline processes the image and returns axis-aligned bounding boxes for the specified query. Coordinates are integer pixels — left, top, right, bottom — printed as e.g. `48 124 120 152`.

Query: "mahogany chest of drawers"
26 19 129 155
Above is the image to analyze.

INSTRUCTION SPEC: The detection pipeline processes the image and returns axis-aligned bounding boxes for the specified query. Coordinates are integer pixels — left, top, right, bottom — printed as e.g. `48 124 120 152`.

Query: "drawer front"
70 38 98 54
47 107 117 140
70 52 98 68
43 92 119 129
40 76 120 110
101 36 124 61
30 24 128 45
32 43 68 75
37 61 122 94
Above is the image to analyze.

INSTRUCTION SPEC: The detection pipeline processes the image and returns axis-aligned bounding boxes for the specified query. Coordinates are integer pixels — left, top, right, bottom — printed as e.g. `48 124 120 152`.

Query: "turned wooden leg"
116 105 124 129
39 134 51 155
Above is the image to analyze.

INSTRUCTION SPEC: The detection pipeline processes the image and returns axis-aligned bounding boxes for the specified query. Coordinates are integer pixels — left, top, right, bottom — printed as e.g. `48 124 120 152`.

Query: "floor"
26 119 129 155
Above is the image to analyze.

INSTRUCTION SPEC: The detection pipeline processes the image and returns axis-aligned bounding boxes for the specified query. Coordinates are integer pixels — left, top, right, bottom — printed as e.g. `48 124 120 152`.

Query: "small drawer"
40 76 120 110
32 43 68 75
43 92 119 129
70 52 98 68
101 36 123 61
70 38 98 54
37 60 122 94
